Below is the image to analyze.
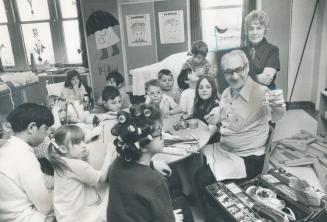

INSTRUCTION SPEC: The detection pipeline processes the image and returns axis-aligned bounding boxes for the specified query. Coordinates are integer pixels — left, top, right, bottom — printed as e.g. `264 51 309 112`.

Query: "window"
0 0 82 70
0 0 15 66
200 0 244 51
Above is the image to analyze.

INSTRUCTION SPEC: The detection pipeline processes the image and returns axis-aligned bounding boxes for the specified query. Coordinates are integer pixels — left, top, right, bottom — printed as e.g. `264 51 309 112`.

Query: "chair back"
261 125 275 174
46 81 64 97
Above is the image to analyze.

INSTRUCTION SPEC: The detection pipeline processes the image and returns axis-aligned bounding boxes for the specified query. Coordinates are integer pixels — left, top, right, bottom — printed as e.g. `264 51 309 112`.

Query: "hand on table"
152 160 172 177
173 209 184 222
204 106 221 125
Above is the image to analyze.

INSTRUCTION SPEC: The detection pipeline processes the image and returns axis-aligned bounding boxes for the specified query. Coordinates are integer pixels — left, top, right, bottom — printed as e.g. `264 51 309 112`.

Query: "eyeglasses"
223 64 247 77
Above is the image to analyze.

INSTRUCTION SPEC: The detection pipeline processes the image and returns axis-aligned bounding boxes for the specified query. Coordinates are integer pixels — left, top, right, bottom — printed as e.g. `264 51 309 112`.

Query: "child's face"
106 78 118 88
31 124 50 147
198 78 212 100
58 106 67 122
147 85 162 104
105 96 122 112
68 140 89 160
71 76 80 87
159 75 174 91
192 54 205 65
187 70 199 83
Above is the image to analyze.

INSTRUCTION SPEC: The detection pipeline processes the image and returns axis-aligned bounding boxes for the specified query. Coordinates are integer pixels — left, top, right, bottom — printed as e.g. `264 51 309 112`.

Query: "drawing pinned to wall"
32 28 46 62
126 14 151 47
86 10 121 60
158 10 185 44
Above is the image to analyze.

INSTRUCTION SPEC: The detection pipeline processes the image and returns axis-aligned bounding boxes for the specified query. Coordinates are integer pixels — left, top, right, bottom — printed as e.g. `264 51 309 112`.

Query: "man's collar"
225 77 254 102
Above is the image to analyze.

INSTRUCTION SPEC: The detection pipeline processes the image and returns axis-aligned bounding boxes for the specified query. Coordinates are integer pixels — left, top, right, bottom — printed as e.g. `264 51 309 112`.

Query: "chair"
261 125 276 174
45 80 65 97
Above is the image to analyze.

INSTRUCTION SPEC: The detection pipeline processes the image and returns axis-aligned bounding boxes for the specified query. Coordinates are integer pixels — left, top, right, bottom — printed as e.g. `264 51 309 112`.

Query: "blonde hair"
48 125 85 175
244 10 269 33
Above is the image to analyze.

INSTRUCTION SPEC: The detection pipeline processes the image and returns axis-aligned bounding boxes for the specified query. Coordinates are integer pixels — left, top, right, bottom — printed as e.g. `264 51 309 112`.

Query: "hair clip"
134 141 140 150
143 109 151 117
136 127 142 135
50 138 66 154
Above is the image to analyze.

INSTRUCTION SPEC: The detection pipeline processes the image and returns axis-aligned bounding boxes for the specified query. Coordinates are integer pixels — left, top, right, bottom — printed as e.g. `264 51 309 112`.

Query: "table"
153 114 211 163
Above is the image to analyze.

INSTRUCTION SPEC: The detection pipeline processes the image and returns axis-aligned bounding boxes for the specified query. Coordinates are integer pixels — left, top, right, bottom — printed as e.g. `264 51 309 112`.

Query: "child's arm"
68 100 88 123
51 101 63 129
98 144 115 183
166 96 182 115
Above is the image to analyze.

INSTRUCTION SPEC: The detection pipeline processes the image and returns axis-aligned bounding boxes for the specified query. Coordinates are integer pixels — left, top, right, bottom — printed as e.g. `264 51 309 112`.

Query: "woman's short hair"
244 10 269 33
64 69 83 88
191 40 208 57
111 103 162 162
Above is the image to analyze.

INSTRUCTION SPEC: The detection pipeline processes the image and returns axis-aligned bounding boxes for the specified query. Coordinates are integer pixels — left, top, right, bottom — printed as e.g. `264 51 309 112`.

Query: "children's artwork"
126 14 151 47
158 10 185 44
95 27 120 50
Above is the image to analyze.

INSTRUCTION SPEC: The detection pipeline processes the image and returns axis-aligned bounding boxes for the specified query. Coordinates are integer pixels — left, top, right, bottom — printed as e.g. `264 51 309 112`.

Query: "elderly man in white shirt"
0 103 55 222
195 50 286 222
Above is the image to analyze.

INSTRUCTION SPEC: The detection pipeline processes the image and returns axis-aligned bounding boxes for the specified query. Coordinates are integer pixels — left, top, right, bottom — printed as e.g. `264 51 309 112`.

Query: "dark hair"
191 40 208 57
111 103 162 162
7 103 54 132
48 125 85 175
145 79 161 92
101 86 120 102
158 69 173 80
177 68 192 90
106 71 125 87
193 75 219 121
64 69 82 89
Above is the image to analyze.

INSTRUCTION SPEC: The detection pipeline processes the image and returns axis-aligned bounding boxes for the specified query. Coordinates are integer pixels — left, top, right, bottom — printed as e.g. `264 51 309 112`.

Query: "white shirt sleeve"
66 159 101 186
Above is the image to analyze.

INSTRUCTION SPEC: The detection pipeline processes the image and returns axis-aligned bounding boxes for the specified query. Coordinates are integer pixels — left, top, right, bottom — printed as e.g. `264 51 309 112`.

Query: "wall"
261 0 291 97
287 0 317 102
80 0 124 100
312 0 327 109
154 0 189 61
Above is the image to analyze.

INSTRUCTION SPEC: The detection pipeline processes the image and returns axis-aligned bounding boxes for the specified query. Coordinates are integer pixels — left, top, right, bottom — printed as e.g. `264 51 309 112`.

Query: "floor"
190 109 319 222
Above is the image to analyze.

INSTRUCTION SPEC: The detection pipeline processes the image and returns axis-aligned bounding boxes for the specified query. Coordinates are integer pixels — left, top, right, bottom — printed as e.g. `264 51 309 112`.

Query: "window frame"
200 1 245 52
1 0 82 71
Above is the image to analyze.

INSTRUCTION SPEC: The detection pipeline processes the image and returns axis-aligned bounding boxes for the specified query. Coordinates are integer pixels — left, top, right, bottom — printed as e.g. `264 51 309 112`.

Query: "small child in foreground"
158 69 181 103
145 79 182 118
49 124 112 222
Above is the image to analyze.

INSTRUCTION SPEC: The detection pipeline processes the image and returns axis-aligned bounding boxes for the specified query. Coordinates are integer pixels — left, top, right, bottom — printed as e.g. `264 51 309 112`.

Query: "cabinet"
317 91 327 136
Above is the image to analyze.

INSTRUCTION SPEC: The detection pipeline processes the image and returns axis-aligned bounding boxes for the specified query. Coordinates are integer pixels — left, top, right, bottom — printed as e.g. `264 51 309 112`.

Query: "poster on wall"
126 14 152 47
158 10 185 44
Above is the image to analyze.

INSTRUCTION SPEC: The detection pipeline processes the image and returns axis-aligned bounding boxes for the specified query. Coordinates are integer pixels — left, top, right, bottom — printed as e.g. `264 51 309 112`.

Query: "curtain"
76 0 88 68
190 0 202 42
241 0 256 47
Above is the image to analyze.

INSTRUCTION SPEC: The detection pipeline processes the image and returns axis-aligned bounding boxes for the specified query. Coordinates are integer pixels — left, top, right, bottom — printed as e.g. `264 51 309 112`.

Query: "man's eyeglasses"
223 64 247 77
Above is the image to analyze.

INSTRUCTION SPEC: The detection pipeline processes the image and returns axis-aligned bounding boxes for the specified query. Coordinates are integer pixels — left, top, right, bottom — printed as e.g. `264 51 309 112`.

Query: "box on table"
206 168 327 222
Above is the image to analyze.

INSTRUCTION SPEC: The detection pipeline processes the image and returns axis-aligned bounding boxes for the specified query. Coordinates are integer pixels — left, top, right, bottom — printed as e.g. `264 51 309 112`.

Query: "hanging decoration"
27 0 34 15
32 28 46 62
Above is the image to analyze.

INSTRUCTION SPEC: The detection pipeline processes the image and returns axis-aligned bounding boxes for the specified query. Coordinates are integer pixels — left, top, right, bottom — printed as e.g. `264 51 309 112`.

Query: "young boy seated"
103 71 131 109
182 40 215 77
178 68 199 117
158 69 181 103
145 79 182 118
0 103 55 222
93 86 123 115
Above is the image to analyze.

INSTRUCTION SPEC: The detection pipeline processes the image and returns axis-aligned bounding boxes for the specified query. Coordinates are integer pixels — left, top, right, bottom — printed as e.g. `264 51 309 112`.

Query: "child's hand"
173 209 184 222
152 161 172 177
